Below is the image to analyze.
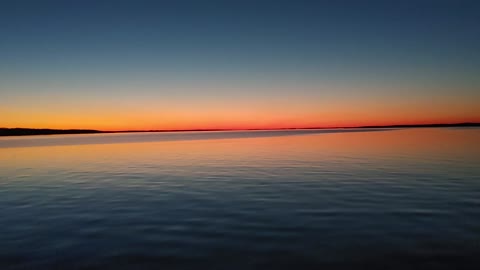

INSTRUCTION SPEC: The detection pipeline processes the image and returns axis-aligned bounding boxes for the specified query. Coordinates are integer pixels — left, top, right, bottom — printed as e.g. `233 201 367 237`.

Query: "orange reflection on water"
1 128 479 177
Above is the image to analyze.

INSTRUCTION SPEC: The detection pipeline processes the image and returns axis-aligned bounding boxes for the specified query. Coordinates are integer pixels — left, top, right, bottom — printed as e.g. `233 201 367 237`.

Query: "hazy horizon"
2 122 480 133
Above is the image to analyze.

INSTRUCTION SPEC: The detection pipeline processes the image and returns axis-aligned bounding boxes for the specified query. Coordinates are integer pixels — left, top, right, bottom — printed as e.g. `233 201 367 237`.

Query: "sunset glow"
1 1 479 131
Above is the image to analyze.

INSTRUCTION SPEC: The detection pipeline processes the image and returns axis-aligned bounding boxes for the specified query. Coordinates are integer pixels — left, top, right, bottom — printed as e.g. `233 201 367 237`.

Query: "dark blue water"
1 128 479 269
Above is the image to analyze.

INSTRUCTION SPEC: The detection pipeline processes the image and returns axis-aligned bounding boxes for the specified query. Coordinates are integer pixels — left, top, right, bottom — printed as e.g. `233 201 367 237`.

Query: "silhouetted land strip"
0 128 102 137
1 123 479 136
356 123 480 129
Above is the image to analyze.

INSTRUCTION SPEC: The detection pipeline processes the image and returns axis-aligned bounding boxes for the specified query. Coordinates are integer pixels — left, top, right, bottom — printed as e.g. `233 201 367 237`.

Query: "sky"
1 0 479 130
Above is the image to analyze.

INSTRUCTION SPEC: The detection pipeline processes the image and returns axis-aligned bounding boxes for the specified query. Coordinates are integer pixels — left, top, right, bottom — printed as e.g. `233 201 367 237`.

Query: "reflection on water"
0 128 390 148
1 128 479 269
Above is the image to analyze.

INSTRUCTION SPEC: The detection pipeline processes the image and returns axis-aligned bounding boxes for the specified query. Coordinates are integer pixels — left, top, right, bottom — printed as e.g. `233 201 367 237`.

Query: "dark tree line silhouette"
0 128 102 136
1 123 478 136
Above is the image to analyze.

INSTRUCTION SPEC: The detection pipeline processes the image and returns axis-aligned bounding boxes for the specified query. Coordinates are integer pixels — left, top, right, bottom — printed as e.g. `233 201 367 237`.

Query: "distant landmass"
1 123 479 137
355 123 480 129
0 128 103 137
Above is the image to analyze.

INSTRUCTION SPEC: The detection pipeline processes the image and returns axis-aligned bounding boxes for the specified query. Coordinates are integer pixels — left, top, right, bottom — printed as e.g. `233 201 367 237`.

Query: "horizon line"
1 122 479 137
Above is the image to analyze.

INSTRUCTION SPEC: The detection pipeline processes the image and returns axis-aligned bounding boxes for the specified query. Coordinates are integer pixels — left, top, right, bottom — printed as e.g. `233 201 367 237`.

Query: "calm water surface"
1 128 479 269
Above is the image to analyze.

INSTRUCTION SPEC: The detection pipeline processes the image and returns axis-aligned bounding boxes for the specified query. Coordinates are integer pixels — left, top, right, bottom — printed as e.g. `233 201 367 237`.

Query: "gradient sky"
1 0 479 130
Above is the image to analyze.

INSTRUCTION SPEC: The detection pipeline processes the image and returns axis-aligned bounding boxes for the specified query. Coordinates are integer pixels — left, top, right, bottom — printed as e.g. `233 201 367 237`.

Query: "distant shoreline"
1 123 478 137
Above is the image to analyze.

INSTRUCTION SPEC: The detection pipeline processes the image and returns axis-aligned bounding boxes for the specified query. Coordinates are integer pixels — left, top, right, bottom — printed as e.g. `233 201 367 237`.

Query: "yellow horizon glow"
3 84 479 131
